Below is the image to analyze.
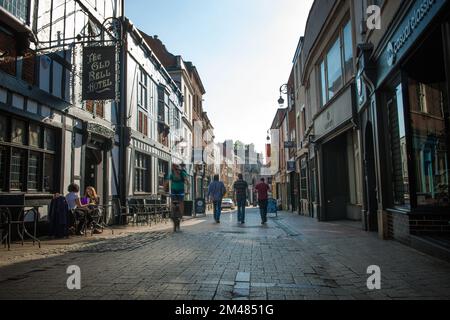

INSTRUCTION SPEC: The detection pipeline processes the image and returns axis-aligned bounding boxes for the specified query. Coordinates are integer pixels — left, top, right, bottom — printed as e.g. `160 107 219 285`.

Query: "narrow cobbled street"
1 209 450 300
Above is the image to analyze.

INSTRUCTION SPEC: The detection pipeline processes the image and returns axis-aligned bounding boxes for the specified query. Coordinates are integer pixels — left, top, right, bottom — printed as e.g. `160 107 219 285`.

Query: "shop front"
314 83 362 222
363 0 450 242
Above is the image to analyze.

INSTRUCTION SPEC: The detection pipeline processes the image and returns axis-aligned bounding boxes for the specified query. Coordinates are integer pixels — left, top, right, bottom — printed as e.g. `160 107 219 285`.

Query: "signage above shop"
387 0 438 67
82 46 116 100
284 141 296 149
314 85 354 140
377 0 446 86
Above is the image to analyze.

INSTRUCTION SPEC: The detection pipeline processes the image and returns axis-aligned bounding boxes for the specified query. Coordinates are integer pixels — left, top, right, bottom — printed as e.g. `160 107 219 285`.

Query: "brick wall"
410 214 450 236
387 211 411 245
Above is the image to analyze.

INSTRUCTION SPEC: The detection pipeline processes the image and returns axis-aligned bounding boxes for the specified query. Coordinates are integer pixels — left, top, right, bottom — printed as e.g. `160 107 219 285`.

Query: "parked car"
221 198 235 210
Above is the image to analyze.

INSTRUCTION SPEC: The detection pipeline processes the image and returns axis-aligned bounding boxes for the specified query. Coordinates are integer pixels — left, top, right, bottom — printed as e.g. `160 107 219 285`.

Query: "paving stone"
1 210 450 300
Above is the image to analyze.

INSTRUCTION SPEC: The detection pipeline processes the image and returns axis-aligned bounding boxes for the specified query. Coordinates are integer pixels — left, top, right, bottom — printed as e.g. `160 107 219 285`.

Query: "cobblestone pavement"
1 208 450 300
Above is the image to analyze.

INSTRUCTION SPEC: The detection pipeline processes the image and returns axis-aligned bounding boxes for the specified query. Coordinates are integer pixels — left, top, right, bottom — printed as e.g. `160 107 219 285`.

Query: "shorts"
171 190 185 202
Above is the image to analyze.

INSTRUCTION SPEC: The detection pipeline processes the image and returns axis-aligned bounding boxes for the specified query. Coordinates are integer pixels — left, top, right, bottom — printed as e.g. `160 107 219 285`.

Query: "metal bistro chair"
0 207 10 250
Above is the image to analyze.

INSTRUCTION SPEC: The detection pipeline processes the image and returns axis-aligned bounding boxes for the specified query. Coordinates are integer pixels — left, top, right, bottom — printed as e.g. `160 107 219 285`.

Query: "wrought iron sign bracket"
34 17 124 53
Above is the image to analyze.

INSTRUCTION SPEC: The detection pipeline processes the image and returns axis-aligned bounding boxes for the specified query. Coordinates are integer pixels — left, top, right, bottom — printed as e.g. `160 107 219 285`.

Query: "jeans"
213 201 222 222
258 199 268 223
237 198 246 223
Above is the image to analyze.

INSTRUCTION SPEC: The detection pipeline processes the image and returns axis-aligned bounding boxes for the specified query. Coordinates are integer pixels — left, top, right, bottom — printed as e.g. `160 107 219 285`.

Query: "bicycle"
170 195 182 232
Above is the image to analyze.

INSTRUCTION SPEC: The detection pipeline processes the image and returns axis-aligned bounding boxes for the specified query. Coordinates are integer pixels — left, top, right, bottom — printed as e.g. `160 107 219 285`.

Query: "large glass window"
319 61 327 107
0 0 29 22
0 146 6 191
11 119 26 145
300 158 308 200
0 115 7 142
28 152 40 190
327 39 343 100
388 84 410 208
29 123 41 147
0 115 59 193
318 20 353 107
343 21 354 81
10 148 25 190
408 79 449 207
43 154 54 192
135 152 151 193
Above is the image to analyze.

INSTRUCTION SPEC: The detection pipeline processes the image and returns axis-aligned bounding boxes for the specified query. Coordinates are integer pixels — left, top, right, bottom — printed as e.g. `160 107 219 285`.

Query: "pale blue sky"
126 0 314 154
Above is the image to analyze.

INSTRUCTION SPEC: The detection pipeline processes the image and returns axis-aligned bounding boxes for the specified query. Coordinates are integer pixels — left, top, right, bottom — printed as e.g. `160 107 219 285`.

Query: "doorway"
364 122 378 232
322 134 349 220
84 147 102 191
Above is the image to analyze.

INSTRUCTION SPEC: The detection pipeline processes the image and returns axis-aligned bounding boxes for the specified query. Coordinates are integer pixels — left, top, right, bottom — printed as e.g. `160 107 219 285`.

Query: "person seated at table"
66 183 90 235
82 186 102 234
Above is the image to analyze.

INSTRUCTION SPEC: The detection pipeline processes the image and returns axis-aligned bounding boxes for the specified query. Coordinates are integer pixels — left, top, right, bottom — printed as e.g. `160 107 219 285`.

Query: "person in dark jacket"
233 174 248 224
207 175 226 223
49 195 70 238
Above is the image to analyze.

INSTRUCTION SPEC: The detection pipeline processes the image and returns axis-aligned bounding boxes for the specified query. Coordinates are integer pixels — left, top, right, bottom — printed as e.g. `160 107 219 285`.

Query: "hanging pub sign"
82 46 116 100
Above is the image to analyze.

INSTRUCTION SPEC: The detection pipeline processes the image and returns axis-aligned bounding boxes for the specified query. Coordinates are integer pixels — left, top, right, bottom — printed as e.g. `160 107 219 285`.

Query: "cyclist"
164 163 188 231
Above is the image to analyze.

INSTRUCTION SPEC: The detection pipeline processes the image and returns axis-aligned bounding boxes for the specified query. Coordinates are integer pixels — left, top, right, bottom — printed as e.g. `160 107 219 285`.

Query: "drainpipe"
118 1 128 223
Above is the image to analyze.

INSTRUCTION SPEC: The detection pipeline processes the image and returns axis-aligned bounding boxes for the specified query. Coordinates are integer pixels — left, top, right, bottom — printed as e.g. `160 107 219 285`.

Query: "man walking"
207 175 226 223
255 178 270 224
233 174 248 224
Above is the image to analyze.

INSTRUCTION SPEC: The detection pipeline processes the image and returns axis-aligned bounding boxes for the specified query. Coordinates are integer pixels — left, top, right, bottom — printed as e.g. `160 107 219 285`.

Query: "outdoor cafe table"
0 205 41 251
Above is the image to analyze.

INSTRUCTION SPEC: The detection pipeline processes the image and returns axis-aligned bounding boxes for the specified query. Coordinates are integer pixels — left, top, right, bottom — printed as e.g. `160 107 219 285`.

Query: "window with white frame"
318 20 354 107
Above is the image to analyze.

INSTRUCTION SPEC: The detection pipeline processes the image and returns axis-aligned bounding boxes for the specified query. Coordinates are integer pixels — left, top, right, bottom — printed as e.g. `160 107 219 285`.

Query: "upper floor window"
85 100 104 118
0 0 29 23
138 68 148 110
318 20 354 107
38 50 72 103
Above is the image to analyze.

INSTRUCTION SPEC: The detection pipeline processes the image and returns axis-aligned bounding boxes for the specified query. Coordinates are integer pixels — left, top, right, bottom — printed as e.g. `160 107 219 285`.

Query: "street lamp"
278 84 289 108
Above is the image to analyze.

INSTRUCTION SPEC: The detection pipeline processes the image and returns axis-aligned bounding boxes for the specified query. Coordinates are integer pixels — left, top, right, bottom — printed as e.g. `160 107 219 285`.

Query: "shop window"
43 154 54 192
408 78 449 207
0 146 6 191
134 152 151 193
300 159 308 200
29 123 41 147
0 115 59 193
10 148 25 190
27 152 40 190
45 128 56 151
11 119 26 145
0 115 7 142
388 84 410 208
158 160 169 191
309 159 316 203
